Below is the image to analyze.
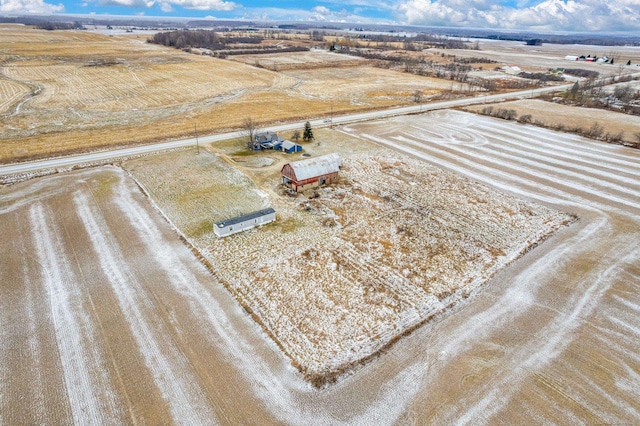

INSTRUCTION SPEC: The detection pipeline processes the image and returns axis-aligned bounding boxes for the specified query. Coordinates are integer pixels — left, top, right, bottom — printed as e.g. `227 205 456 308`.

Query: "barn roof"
285 153 341 181
215 208 275 228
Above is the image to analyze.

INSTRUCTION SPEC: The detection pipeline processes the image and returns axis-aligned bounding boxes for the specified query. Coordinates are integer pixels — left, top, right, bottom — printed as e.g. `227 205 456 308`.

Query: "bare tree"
587 121 604 139
413 90 423 104
243 117 259 150
292 130 301 142
613 85 634 103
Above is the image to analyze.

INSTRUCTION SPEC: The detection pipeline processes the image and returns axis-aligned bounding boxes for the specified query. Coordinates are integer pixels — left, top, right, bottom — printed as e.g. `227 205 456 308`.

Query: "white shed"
214 208 276 237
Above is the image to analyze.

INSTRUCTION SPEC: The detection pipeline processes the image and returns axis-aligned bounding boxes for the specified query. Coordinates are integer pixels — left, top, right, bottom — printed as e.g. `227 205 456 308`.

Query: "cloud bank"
398 0 640 32
1 0 64 13
99 0 236 11
1 0 640 33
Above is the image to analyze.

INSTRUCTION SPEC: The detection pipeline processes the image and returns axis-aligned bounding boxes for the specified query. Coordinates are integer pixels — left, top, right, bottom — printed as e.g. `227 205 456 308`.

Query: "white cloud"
239 5 385 24
0 0 64 13
397 0 640 31
100 0 154 7
167 0 236 11
313 5 331 14
99 0 236 11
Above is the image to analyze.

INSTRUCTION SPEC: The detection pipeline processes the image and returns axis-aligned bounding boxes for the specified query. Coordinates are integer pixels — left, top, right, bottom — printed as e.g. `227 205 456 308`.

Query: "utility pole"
194 123 200 155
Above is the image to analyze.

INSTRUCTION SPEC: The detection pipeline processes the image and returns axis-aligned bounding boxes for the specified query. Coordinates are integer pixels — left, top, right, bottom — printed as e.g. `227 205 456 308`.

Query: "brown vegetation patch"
124 128 570 387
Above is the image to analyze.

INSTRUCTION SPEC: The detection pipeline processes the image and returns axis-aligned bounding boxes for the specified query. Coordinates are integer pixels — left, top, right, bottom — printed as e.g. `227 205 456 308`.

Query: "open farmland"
465 99 640 145
1 111 640 423
124 129 571 384
0 166 289 424
0 26 469 163
0 78 31 114
0 26 280 162
279 65 457 105
231 49 366 70
435 38 640 76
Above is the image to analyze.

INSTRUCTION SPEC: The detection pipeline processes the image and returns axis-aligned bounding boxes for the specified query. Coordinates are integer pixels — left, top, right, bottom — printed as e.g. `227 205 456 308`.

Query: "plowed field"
1 111 639 424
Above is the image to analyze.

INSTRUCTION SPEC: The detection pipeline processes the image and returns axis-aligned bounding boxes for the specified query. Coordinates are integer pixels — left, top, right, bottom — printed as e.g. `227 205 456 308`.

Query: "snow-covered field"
1 110 639 423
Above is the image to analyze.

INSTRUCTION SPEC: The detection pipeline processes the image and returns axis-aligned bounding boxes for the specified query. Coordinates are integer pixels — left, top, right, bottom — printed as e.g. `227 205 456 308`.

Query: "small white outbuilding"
214 208 276 237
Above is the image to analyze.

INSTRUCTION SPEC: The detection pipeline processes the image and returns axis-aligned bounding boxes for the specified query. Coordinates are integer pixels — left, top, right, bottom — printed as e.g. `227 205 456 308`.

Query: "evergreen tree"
303 121 314 141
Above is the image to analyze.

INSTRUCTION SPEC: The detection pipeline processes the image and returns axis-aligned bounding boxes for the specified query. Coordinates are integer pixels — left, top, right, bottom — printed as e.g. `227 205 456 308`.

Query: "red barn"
281 153 341 192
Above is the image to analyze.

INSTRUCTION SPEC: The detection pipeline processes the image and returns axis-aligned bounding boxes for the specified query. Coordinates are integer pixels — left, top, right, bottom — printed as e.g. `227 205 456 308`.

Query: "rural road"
0 84 570 177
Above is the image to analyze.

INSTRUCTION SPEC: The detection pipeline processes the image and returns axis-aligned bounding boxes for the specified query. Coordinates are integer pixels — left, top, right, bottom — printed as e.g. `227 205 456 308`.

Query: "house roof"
215 208 275 228
256 131 283 143
285 153 341 181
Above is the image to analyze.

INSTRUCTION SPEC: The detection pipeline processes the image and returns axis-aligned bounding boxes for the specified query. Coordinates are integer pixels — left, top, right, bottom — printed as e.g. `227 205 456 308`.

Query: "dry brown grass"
123 126 570 386
0 26 456 164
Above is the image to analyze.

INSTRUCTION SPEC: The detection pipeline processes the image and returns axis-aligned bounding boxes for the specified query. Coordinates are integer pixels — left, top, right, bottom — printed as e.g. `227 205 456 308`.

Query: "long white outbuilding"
213 208 276 237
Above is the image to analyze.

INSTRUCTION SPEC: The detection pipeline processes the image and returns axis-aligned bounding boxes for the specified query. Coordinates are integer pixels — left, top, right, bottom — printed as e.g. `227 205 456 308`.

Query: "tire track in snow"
474 124 640 180
485 117 640 167
445 133 640 200
29 203 121 425
73 190 218 425
410 121 640 190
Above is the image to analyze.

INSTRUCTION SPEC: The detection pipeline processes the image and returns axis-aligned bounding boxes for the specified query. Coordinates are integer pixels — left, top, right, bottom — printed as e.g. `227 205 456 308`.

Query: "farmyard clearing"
123 115 572 384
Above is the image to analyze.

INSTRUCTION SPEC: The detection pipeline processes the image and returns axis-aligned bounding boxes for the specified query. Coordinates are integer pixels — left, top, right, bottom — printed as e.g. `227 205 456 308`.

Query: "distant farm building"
281 153 341 192
214 208 276 237
501 65 522 75
281 141 303 154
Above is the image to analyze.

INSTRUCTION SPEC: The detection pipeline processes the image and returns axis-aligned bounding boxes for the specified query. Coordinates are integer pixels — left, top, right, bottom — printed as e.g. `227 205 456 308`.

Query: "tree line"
148 30 310 56
149 30 230 50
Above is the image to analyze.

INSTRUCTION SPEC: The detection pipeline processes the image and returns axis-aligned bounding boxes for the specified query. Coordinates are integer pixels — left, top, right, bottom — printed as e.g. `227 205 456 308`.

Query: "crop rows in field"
281 66 455 102
4 59 275 112
0 78 31 114
231 50 366 71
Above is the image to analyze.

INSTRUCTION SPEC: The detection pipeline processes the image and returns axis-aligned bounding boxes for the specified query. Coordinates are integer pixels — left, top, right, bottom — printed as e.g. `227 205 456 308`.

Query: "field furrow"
29 202 123 424
0 79 31 114
74 189 218 424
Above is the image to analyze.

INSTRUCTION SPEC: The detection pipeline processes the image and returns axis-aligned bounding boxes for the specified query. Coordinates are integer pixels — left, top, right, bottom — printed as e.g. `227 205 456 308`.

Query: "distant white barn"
214 208 276 237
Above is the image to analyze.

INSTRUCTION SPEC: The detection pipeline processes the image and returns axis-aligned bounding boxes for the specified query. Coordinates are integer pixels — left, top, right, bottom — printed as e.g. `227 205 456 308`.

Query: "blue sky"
2 0 640 32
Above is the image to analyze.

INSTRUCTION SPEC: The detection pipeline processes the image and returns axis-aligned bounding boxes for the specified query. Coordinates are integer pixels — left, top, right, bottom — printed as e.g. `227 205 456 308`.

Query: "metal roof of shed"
286 153 341 181
215 208 275 228
281 140 300 150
